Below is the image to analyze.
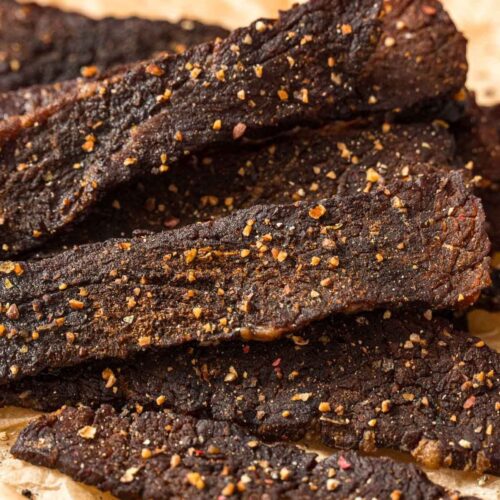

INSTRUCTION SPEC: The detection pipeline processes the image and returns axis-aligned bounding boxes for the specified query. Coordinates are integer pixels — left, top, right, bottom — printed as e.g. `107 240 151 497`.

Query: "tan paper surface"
3 1 500 499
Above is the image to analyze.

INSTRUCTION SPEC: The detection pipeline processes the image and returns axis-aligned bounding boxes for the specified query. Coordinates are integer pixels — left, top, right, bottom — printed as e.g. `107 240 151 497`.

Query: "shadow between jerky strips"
0 171 491 383
11 406 473 500
35 121 457 253
0 0 382 256
4 311 499 475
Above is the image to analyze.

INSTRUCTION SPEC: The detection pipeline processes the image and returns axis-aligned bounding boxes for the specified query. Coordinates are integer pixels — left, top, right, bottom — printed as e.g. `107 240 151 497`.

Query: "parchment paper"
2 1 500 499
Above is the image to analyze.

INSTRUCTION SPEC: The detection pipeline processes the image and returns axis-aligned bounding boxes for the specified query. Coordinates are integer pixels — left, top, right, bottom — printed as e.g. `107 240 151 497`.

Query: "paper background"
1 1 499 499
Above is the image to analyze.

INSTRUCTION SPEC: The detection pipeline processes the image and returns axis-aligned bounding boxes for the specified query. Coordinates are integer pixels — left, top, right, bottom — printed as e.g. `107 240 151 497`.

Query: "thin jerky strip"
11 405 470 500
3 312 499 474
0 0 467 122
0 172 491 383
39 122 457 252
0 0 228 91
0 0 384 256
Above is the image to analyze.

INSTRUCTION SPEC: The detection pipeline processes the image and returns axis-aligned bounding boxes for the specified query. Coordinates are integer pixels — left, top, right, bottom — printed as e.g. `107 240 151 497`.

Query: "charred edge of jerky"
0 0 228 92
0 172 491 383
11 405 469 499
30 121 458 254
3 311 499 475
0 0 384 256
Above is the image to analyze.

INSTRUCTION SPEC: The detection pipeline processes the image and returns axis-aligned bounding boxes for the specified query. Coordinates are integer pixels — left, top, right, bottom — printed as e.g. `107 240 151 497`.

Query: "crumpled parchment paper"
2 1 500 499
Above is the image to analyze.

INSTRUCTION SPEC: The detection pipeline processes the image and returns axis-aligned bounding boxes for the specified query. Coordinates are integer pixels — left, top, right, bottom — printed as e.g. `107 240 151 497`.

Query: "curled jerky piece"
0 0 383 256
38 121 456 252
0 172 490 383
11 405 470 500
0 0 228 91
3 312 499 474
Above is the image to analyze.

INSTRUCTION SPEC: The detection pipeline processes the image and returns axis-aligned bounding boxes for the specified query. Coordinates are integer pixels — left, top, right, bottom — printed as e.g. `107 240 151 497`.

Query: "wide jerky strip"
4 312 499 474
40 122 457 251
0 0 228 91
11 405 469 500
0 0 384 256
0 0 467 122
0 172 491 383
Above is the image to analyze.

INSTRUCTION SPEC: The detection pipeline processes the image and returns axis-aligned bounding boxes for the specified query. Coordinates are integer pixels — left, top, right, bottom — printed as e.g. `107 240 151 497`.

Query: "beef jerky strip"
0 0 228 92
0 172 491 383
11 405 471 500
0 0 467 122
0 0 468 257
4 312 499 474
0 0 383 256
38 121 456 253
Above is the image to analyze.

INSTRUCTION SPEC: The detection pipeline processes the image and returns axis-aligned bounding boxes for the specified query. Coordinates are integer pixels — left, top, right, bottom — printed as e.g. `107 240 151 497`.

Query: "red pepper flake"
272 358 281 367
163 217 180 229
338 456 351 470
422 5 437 15
463 395 476 409
194 449 205 456
243 345 250 354
145 64 165 76
6 304 19 320
233 123 247 140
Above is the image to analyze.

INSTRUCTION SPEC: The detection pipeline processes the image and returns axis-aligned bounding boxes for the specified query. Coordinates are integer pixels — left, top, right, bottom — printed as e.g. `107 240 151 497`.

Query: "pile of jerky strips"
0 0 498 498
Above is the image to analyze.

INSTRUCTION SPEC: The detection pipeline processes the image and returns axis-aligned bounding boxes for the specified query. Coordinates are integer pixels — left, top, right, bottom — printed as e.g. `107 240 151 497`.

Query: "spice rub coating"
0 0 466 123
11 405 470 499
0 0 384 256
4 312 499 474
360 0 466 115
0 172 491 383
39 122 457 252
0 0 229 92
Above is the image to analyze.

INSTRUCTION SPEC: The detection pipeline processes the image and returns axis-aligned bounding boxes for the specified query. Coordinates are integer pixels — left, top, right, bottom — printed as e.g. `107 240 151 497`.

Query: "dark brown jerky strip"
0 172 491 383
0 0 383 256
0 0 466 122
359 0 467 116
37 121 456 253
0 0 228 91
4 312 499 474
11 405 470 500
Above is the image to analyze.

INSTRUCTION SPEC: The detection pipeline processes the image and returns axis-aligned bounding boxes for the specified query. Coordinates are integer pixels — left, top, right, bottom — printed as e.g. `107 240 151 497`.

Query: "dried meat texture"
0 172 491 383
359 0 467 116
3 312 499 474
0 0 466 122
36 122 457 253
11 405 470 500
0 0 382 256
0 0 228 91
0 0 468 257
